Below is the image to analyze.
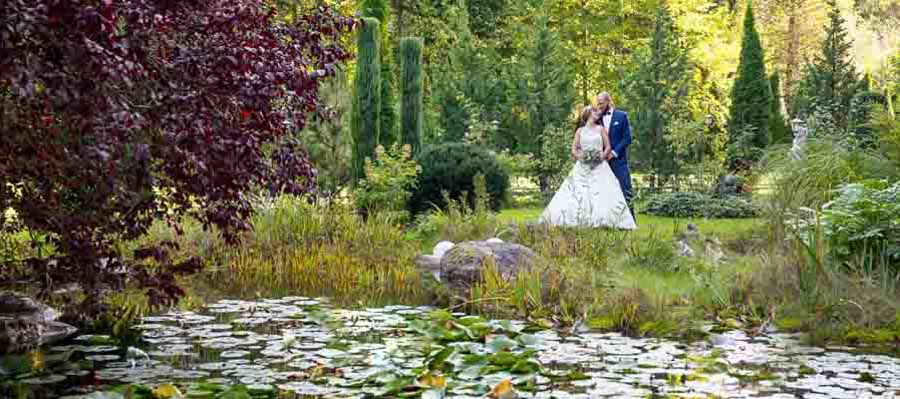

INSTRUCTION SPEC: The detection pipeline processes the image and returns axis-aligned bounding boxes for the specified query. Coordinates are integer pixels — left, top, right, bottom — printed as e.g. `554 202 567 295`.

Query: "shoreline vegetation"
7 179 891 352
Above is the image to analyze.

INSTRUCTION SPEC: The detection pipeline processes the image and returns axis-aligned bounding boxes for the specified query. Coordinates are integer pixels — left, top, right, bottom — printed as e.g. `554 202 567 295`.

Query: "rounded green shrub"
644 191 758 219
409 143 509 214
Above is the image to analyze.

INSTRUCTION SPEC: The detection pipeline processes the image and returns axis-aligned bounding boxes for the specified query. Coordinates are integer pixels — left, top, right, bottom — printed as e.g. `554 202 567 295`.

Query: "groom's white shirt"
603 107 618 159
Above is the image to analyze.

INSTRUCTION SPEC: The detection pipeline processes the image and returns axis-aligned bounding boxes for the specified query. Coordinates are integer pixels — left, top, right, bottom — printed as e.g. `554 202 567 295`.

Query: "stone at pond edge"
438 241 552 300
1 292 77 354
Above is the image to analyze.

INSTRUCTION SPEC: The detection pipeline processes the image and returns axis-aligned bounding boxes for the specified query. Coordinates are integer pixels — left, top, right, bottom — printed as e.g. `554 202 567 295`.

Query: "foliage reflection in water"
5 297 900 398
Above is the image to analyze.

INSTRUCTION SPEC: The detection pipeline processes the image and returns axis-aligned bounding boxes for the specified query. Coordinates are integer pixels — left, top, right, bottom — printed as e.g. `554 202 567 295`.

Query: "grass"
498 207 762 242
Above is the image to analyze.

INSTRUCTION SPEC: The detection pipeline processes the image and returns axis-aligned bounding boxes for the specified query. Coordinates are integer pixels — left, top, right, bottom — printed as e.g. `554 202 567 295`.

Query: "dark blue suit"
604 109 635 218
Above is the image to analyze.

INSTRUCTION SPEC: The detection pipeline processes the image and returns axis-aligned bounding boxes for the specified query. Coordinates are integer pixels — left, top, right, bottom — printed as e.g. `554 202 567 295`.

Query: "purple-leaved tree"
0 0 356 317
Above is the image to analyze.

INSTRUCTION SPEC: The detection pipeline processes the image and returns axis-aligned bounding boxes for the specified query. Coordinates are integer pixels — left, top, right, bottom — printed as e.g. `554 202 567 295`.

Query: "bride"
539 106 637 230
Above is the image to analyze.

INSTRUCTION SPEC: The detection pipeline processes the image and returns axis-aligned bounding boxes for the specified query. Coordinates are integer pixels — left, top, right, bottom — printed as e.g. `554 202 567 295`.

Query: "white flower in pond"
126 346 150 369
281 332 297 350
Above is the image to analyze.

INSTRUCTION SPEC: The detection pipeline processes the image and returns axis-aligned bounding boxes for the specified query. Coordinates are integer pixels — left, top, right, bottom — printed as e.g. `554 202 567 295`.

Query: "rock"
414 254 442 281
439 240 540 298
485 237 504 244
432 241 455 258
0 292 77 354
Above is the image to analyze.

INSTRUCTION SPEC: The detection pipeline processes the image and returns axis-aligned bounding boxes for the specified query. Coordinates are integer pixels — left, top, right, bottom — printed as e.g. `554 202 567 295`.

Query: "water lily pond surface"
5 297 900 398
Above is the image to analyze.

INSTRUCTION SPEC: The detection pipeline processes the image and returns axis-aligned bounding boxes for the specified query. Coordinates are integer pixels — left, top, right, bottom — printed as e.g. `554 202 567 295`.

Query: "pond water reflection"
5 296 900 398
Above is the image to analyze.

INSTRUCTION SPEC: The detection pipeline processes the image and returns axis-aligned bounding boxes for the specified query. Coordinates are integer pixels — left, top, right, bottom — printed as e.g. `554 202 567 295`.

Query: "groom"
596 92 635 220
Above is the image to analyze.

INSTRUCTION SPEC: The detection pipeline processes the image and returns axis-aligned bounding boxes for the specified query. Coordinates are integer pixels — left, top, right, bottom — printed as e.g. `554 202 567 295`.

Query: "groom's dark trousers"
607 109 635 221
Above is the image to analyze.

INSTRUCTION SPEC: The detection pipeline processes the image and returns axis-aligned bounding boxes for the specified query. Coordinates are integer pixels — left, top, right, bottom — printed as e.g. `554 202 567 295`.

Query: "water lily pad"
19 374 67 384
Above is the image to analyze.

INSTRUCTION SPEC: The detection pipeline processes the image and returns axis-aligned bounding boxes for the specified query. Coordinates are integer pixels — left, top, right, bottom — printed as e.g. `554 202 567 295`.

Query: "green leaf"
426 347 455 370
486 335 518 353
421 388 445 399
488 351 519 367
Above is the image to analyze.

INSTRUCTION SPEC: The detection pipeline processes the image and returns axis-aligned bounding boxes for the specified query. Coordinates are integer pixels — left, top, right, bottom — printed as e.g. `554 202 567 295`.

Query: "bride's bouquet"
581 149 604 168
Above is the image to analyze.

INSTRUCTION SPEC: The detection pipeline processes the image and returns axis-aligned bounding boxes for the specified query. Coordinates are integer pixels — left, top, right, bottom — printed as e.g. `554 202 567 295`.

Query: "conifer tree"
352 18 381 182
769 72 791 144
621 6 691 186
727 2 771 170
400 37 424 155
794 0 860 129
359 0 398 147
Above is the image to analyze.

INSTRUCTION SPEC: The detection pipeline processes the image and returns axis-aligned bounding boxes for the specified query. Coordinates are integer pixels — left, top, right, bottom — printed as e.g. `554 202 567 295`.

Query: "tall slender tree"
621 6 691 187
400 37 425 155
352 18 382 182
768 72 791 144
793 0 860 130
727 2 771 170
359 0 398 147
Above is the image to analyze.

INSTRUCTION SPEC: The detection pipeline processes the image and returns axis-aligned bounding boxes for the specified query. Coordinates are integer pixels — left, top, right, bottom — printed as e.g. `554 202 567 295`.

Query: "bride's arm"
571 127 582 159
601 127 612 156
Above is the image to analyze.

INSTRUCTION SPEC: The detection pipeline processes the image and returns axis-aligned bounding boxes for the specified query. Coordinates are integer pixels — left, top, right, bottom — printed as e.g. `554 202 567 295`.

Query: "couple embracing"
539 92 636 230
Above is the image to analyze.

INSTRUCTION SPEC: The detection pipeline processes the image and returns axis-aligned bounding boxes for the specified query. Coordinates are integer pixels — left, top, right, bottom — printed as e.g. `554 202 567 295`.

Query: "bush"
353 144 420 218
792 180 900 275
409 143 510 214
644 192 758 218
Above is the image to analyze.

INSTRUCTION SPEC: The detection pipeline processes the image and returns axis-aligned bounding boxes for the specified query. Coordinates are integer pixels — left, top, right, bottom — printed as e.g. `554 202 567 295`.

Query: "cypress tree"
351 18 381 182
400 37 424 155
768 72 791 144
359 0 398 147
727 2 771 169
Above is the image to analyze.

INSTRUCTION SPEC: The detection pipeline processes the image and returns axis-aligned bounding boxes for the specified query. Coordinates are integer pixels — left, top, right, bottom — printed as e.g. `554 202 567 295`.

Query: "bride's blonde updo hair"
578 105 594 128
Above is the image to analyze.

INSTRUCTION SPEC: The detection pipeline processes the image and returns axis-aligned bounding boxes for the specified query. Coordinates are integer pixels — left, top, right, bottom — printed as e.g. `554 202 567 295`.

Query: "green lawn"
497 207 763 241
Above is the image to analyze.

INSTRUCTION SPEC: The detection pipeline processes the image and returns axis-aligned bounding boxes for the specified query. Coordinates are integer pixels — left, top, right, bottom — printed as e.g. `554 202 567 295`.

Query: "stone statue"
790 118 808 160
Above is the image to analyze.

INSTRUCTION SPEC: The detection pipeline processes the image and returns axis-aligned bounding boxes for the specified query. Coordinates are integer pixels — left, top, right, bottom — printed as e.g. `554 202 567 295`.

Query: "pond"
4 296 900 398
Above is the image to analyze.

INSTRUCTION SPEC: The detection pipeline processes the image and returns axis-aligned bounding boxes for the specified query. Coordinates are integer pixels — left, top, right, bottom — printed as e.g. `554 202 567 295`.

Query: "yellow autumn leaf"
418 373 447 388
488 379 517 399
153 383 184 399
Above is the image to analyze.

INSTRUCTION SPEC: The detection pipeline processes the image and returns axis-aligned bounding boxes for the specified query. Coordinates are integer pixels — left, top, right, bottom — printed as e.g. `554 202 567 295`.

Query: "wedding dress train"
539 126 637 230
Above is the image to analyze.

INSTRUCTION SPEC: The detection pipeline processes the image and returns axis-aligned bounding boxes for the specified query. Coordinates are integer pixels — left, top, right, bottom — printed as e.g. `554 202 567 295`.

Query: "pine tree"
794 0 859 129
768 72 791 144
352 18 381 182
400 37 424 155
622 6 690 187
359 0 398 147
727 2 771 170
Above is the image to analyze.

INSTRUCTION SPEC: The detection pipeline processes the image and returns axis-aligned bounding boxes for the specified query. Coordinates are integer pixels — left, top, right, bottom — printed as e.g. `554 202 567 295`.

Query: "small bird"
126 346 150 369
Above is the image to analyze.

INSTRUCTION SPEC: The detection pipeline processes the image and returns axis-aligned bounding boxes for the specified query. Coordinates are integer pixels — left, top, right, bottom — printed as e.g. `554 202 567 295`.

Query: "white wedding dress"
539 126 637 230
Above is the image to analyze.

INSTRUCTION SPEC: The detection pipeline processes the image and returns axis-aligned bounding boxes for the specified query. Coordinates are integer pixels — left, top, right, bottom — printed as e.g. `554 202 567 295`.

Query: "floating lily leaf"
486 335 518 353
516 334 539 347
510 358 541 374
420 388 445 399
425 347 454 371
214 385 252 399
80 392 126 399
457 365 484 380
488 352 519 367
496 320 524 335
153 383 183 398
426 310 454 323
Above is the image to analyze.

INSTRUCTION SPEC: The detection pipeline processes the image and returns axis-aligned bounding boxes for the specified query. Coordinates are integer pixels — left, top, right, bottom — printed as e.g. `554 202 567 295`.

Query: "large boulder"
1 292 77 354
438 240 539 298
